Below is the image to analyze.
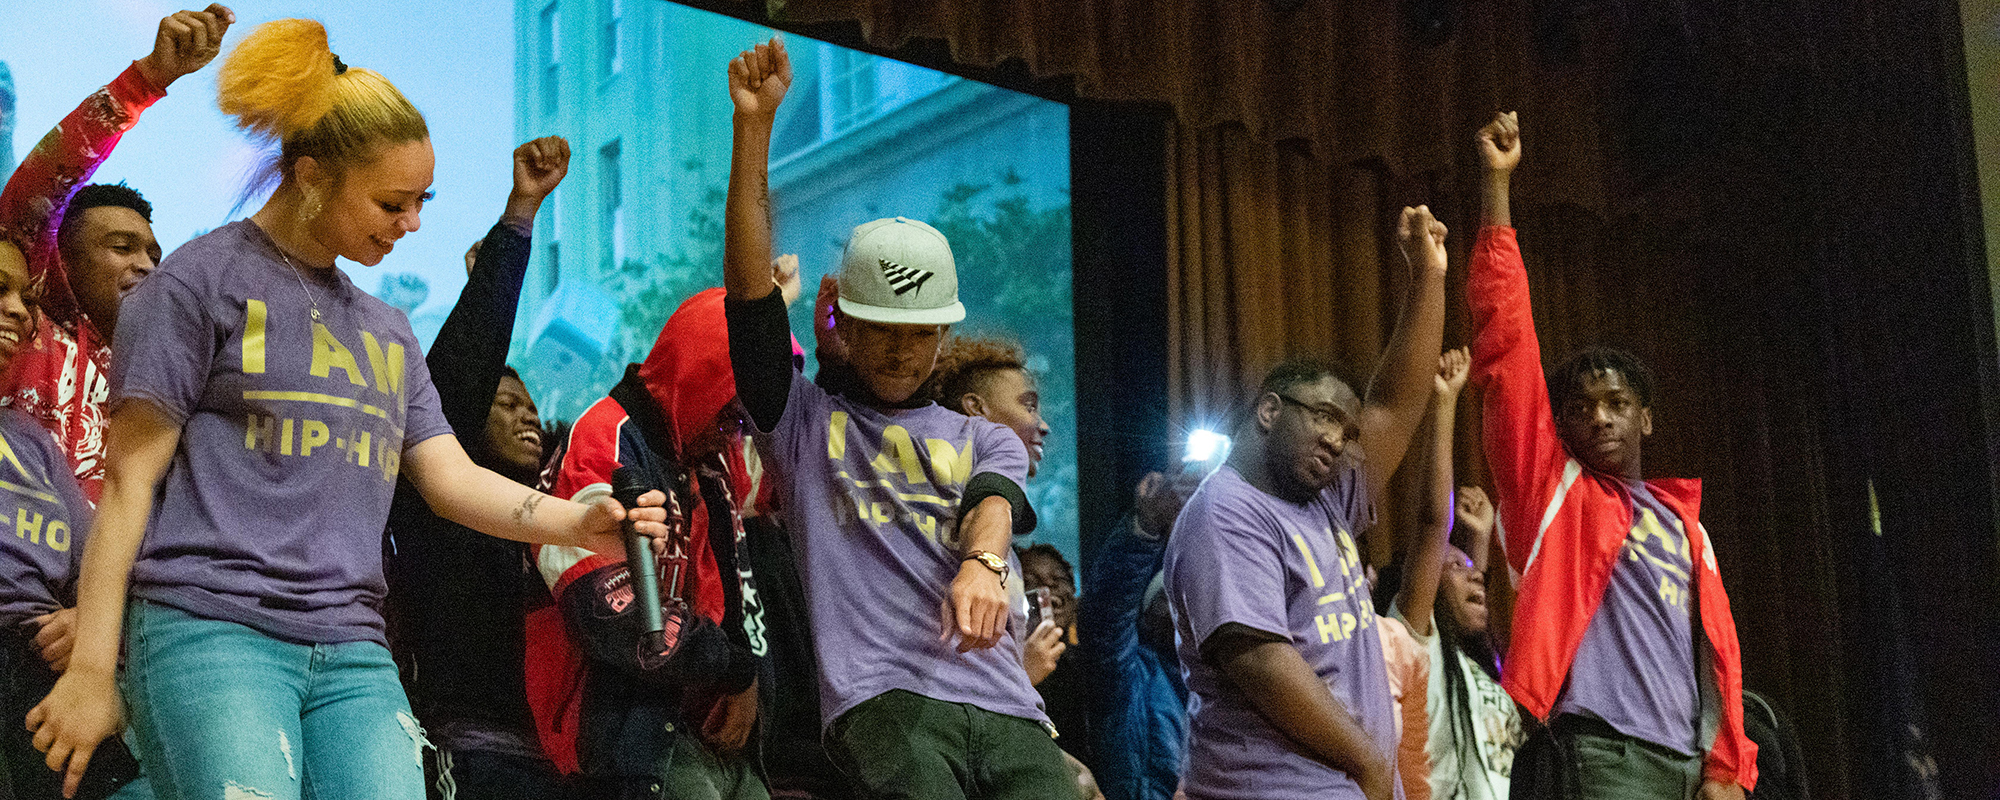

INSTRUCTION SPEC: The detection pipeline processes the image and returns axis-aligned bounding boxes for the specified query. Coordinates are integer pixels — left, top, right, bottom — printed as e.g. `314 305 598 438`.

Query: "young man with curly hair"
1468 111 1756 800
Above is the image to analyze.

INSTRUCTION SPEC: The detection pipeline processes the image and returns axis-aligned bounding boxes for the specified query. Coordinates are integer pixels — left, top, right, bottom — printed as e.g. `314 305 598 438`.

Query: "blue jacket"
1080 514 1188 800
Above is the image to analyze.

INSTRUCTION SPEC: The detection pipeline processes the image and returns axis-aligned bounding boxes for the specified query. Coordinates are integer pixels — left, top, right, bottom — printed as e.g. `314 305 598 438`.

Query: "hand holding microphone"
612 466 676 659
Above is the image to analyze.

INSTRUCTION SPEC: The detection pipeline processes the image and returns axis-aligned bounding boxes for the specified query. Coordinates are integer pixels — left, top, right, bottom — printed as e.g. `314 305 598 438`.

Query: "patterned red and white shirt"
0 64 167 503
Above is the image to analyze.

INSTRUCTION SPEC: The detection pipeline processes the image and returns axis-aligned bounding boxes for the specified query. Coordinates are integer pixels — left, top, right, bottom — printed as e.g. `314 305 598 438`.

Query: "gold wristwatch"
961 549 1010 585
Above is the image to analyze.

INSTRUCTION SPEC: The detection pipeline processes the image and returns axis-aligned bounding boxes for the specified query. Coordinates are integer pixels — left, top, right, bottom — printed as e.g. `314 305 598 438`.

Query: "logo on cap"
879 259 934 297
836 216 965 325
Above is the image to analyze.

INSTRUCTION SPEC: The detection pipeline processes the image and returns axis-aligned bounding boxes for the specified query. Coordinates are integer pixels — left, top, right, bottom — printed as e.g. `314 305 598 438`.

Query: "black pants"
428 746 576 800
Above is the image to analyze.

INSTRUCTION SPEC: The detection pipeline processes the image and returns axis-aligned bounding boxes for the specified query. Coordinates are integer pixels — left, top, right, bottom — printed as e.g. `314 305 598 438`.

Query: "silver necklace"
276 248 324 322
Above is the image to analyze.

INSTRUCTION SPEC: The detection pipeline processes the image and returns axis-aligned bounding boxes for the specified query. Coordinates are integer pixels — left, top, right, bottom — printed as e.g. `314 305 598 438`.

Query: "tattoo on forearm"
758 177 771 226
512 493 545 526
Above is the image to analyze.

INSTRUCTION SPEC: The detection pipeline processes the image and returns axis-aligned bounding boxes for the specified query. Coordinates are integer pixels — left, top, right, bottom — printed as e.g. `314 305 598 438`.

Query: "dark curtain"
750 0 1615 194
1165 127 1396 431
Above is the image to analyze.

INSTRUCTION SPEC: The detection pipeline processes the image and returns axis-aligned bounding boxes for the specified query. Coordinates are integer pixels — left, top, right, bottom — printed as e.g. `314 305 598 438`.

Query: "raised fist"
1454 485 1494 540
512 136 572 202
1476 111 1521 173
136 4 236 89
773 254 802 306
1435 346 1470 397
1396 205 1449 275
728 36 792 119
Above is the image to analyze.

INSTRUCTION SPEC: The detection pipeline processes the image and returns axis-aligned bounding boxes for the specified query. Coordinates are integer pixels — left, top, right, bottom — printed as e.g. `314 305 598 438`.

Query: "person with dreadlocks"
1388 345 1523 800
1432 486 1524 799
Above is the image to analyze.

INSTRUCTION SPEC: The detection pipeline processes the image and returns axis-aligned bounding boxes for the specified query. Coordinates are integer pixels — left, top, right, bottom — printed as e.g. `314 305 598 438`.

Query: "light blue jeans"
119 600 427 800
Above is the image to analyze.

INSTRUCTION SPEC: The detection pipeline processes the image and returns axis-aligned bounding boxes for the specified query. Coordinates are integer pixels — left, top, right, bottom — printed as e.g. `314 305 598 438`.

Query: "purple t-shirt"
111 221 451 645
1165 464 1400 800
0 409 91 625
766 371 1046 728
1554 481 1699 754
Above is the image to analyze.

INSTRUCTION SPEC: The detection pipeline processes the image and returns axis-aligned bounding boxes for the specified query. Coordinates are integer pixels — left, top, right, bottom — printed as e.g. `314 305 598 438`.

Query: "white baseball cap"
836 217 965 325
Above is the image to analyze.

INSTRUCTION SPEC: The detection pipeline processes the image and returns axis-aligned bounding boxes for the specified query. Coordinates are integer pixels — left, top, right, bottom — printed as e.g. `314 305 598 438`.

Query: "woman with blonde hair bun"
25 19 669 800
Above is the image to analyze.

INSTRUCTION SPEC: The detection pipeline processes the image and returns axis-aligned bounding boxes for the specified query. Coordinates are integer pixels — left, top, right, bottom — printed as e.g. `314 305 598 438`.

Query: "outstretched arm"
1357 206 1451 500
0 5 233 323
720 38 799 432
428 137 569 437
1466 111 1566 573
721 37 790 303
402 434 665 553
1399 348 1468 637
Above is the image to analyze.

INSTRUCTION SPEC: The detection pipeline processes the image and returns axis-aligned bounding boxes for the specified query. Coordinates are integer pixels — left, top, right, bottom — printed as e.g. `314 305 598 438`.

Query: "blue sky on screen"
0 0 517 333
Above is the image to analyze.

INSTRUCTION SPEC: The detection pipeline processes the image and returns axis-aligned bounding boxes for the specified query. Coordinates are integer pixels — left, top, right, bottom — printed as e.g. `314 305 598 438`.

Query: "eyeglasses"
1273 393 1352 434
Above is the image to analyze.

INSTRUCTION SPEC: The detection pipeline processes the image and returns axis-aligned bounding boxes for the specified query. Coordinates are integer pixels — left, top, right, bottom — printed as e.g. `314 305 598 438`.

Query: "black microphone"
611 466 666 656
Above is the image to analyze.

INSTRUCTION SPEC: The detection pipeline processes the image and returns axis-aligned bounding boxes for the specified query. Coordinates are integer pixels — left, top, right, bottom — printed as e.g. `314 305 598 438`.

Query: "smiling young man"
1466 112 1757 800
935 336 1050 478
57 185 162 340
721 38 1071 799
0 5 234 501
929 335 1104 794
1164 204 1451 800
383 136 575 800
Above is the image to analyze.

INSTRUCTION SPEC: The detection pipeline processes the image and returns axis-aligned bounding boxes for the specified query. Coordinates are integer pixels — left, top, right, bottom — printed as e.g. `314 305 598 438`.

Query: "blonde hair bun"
217 18 339 139
214 17 425 207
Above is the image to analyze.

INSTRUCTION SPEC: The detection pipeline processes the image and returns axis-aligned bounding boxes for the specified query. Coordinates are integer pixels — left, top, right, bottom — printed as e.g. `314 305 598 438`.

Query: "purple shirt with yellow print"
1553 481 1701 754
111 221 450 646
1166 464 1400 800
0 409 91 625
766 371 1047 729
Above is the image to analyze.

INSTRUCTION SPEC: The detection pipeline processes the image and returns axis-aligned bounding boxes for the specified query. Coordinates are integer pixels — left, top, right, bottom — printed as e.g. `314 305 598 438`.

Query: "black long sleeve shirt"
384 222 542 740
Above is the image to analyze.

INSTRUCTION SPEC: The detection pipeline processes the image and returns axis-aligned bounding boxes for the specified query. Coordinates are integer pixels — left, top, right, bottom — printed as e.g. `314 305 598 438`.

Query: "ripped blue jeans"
120 600 426 800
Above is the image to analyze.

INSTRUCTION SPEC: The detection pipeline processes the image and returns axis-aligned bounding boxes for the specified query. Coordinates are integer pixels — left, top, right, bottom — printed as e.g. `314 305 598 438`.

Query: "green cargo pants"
828 690 1075 800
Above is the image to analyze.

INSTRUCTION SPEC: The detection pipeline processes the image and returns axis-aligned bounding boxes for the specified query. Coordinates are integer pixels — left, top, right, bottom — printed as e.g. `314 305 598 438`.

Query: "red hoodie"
525 288 778 773
1469 226 1758 790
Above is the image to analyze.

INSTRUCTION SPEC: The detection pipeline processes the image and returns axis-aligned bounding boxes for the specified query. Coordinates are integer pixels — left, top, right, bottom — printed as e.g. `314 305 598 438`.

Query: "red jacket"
524 288 775 775
1468 226 1758 790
